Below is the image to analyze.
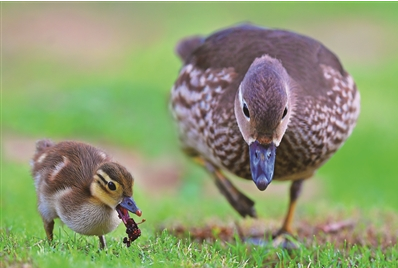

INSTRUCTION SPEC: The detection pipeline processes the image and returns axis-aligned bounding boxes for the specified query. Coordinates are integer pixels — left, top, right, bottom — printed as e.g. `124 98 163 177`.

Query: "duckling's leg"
275 179 303 236
43 219 54 241
98 235 106 249
194 157 257 218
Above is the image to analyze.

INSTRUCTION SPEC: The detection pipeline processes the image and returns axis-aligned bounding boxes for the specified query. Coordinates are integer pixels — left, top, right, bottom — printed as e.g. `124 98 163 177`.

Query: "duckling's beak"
119 197 142 217
249 140 276 191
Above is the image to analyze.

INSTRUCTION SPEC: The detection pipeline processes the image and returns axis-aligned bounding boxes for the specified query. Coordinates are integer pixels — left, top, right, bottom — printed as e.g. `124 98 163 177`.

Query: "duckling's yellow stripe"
97 173 108 185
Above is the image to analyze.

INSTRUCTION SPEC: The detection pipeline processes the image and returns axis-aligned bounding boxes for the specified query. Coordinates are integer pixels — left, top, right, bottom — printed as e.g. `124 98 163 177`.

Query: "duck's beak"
249 140 276 191
120 196 142 217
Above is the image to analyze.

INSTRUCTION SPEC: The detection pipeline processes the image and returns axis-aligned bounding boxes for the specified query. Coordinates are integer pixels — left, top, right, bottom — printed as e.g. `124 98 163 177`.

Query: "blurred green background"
2 1 398 239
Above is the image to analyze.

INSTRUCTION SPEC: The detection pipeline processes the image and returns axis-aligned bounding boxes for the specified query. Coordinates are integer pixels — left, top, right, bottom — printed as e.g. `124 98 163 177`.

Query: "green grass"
3 230 397 268
1 161 398 267
2 2 398 267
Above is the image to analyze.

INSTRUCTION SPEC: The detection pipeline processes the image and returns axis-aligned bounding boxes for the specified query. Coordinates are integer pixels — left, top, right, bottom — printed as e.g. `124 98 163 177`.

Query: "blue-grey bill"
120 196 142 216
249 141 276 191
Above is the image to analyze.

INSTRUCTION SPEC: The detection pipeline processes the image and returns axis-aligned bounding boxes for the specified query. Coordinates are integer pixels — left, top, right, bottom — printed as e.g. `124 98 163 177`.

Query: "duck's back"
183 25 344 96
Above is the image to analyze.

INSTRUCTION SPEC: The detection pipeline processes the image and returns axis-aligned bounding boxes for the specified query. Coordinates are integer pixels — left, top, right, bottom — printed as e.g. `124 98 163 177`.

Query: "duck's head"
234 55 294 191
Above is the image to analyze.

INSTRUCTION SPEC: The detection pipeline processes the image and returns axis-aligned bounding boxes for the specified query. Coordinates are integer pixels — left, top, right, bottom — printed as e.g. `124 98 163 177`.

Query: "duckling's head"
90 162 141 217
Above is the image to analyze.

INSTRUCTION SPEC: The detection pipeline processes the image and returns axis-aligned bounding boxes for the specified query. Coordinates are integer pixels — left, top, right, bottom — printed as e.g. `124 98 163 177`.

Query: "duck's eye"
243 103 250 119
282 107 288 120
108 182 116 191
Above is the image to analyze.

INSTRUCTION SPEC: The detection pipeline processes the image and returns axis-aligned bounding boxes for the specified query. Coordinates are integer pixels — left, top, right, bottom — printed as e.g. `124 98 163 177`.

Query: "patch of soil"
161 215 398 251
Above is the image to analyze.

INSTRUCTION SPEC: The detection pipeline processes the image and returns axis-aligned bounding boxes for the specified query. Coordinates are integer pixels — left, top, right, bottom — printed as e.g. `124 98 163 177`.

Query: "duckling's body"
31 139 141 248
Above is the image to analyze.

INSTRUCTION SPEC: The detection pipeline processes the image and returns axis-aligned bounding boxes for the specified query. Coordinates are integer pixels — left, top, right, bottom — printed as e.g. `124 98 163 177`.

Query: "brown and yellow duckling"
31 139 142 248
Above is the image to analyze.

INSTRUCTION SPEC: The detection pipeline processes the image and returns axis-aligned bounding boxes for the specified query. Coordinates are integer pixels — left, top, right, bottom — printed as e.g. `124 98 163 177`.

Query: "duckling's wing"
32 141 110 193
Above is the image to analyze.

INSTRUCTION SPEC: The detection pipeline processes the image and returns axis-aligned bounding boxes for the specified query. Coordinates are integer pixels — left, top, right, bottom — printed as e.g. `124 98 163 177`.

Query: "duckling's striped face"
90 162 133 209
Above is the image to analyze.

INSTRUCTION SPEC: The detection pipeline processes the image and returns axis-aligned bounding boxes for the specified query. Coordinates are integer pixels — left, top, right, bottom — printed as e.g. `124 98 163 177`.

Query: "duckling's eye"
107 182 116 191
243 103 250 119
282 107 288 120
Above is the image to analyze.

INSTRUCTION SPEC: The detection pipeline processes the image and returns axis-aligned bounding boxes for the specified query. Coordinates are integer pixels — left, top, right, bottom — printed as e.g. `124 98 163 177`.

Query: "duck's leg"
98 235 106 249
275 179 304 236
194 157 257 218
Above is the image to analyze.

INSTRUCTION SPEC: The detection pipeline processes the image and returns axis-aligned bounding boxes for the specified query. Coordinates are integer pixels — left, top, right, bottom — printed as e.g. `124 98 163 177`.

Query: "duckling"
31 139 142 248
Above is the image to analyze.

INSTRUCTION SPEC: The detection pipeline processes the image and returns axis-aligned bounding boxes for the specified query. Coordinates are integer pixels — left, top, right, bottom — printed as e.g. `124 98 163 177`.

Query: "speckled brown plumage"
170 24 360 235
